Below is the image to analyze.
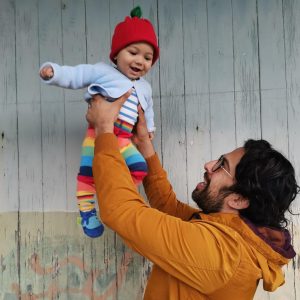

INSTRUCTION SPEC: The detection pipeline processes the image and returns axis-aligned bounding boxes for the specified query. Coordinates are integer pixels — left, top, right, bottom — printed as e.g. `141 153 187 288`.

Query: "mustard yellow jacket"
93 134 295 300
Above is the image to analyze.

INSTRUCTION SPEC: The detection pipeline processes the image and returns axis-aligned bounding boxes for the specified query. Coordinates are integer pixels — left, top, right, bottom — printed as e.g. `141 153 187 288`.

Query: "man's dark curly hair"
230 139 299 228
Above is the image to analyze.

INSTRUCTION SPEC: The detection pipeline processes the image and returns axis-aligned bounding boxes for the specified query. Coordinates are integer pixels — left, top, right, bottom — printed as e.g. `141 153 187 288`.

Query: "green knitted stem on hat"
130 6 142 18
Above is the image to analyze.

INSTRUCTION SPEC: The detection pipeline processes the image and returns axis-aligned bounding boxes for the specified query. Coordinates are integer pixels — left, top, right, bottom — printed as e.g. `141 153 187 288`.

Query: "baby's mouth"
131 67 141 72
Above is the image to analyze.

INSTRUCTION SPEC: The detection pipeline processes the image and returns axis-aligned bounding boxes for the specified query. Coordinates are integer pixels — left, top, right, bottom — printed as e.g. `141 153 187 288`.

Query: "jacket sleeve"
93 133 241 294
40 62 133 100
40 62 107 89
136 79 155 132
144 90 155 132
144 154 199 220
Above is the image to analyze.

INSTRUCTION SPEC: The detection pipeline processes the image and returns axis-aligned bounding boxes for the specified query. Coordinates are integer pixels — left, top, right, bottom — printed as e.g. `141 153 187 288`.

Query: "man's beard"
192 184 230 214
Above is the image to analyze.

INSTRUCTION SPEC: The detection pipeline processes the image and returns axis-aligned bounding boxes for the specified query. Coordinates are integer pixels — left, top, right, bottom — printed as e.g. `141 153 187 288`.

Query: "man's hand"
86 91 131 135
132 105 155 158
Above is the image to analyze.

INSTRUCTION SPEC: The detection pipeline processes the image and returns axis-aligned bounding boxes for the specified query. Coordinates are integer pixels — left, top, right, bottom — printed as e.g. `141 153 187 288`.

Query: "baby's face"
115 42 154 80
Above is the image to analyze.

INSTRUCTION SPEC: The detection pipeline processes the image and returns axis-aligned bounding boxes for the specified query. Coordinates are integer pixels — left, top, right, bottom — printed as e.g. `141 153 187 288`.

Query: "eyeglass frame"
211 155 233 178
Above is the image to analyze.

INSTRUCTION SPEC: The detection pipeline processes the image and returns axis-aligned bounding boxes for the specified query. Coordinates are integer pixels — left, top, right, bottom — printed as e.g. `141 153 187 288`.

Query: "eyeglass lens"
212 156 224 172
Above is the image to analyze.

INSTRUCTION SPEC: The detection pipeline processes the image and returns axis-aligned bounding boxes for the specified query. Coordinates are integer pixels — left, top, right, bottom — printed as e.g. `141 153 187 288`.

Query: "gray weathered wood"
183 0 211 204
0 0 18 212
255 0 294 298
283 0 300 298
158 0 187 202
0 0 19 295
15 0 45 296
207 0 236 158
1 0 299 298
232 0 261 144
39 0 67 212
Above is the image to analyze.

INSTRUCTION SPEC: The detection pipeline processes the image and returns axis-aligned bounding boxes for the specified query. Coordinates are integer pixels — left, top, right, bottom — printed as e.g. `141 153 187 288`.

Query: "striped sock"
76 126 104 238
119 138 148 185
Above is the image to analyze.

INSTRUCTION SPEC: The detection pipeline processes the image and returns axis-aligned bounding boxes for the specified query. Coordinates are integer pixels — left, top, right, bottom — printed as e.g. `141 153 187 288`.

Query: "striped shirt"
118 88 139 125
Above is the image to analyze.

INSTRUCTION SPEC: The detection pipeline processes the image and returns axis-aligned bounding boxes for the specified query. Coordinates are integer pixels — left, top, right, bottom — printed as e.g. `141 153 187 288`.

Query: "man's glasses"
211 155 233 178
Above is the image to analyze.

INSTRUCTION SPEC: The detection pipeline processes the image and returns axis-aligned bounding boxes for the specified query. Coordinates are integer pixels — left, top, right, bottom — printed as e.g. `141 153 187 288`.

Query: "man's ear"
227 194 249 210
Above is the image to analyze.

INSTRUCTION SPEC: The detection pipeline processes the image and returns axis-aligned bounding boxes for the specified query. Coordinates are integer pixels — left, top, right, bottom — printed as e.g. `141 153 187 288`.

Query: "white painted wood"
255 0 295 298
0 0 18 212
207 0 236 158
61 0 88 211
86 0 111 65
232 0 261 144
16 0 43 212
0 0 299 298
84 2 113 297
283 0 300 214
38 0 68 212
58 2 96 299
15 0 45 295
0 0 19 294
138 0 162 160
258 0 288 153
183 0 211 204
158 0 187 202
283 0 300 298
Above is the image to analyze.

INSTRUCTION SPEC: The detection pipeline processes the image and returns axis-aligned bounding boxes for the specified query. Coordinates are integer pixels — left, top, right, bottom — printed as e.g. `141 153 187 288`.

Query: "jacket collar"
192 212 295 262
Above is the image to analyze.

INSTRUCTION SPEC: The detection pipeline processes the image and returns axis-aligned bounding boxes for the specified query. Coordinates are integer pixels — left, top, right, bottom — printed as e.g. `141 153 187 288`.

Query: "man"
86 93 298 300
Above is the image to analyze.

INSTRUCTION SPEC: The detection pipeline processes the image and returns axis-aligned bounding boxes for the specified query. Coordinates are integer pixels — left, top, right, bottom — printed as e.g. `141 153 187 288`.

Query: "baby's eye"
129 51 137 55
145 57 152 61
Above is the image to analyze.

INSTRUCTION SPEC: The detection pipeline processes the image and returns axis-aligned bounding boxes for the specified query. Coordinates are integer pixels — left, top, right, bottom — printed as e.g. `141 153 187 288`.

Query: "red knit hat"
110 6 159 65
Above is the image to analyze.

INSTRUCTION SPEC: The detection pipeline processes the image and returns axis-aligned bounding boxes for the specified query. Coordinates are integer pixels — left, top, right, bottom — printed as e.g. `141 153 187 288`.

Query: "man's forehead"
226 147 245 162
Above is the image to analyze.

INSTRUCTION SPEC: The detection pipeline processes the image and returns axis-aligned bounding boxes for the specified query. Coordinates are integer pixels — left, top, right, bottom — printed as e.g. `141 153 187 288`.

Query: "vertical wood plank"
258 0 288 153
183 0 211 204
207 0 236 158
283 0 300 213
232 0 261 145
283 0 300 299
61 0 87 211
0 0 19 295
39 0 67 212
61 1 91 298
158 0 187 202
137 0 162 160
255 0 294 298
1 0 300 299
15 0 45 296
86 0 111 64
0 0 18 212
38 1 67 298
16 0 43 211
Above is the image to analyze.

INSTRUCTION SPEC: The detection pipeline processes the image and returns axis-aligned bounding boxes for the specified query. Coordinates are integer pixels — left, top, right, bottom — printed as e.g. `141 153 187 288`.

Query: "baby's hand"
148 132 155 141
40 65 54 80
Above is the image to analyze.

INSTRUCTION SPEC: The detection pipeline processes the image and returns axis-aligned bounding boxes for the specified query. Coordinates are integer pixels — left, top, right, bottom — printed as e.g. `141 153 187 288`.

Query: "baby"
39 6 159 238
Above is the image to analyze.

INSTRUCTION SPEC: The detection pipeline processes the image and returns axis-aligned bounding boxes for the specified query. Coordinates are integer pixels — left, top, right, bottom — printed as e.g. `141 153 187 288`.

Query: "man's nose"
204 160 217 174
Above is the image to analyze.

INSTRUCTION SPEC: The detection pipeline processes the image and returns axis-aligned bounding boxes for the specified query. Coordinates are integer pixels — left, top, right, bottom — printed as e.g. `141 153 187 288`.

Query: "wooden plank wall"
0 0 299 299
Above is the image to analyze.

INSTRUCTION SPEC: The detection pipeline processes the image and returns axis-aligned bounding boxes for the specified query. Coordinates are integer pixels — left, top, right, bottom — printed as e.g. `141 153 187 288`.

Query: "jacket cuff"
95 133 119 154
